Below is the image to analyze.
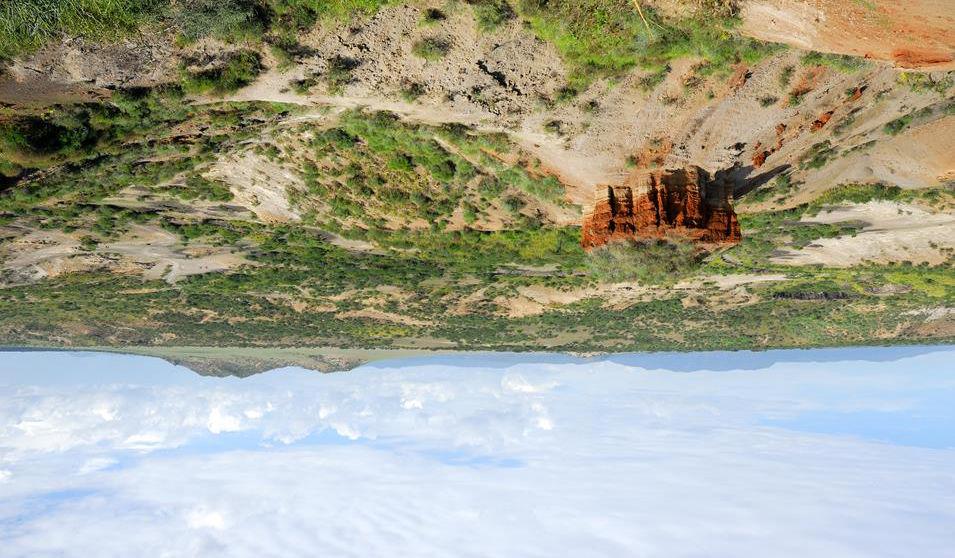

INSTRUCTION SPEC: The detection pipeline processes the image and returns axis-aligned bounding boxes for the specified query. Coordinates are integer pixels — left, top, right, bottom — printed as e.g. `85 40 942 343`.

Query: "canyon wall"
581 167 741 249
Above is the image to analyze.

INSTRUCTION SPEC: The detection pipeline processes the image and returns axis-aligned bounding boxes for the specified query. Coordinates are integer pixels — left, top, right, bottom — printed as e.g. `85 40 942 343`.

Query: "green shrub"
778 65 794 88
800 51 868 73
0 114 92 158
173 175 235 201
799 141 835 170
0 158 21 177
412 37 450 61
79 236 100 251
172 0 267 43
400 82 426 102
421 7 447 25
833 110 858 136
325 56 360 94
897 72 954 95
470 0 514 31
788 89 807 106
811 183 905 207
181 51 263 95
638 67 669 91
881 107 930 137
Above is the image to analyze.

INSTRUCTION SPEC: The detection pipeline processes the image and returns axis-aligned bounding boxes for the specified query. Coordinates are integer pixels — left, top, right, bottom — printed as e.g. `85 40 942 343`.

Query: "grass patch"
0 0 164 60
292 109 571 234
1 0 399 61
172 175 234 202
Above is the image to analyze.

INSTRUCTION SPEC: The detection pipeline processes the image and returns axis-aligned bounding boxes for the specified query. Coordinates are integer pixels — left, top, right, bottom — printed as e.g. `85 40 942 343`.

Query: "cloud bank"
1 347 954 557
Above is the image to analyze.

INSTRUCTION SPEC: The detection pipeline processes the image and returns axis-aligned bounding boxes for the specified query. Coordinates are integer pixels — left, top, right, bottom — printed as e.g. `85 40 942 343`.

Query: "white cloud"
76 457 117 475
207 406 242 434
187 508 227 530
0 347 953 557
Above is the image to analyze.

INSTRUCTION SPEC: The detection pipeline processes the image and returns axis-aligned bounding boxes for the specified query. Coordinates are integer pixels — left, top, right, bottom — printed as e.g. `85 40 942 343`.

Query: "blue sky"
1 346 954 557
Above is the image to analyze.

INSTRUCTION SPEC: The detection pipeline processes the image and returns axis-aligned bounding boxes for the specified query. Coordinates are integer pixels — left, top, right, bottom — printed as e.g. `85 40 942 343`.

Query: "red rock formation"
753 123 790 168
811 110 835 132
581 167 741 249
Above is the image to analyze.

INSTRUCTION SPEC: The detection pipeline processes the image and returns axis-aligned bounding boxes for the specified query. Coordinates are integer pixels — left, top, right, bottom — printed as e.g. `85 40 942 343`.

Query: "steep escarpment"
581 167 740 249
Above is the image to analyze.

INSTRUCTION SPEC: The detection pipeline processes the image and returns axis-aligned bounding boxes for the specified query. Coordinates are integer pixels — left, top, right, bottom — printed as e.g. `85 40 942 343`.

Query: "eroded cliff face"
581 167 741 249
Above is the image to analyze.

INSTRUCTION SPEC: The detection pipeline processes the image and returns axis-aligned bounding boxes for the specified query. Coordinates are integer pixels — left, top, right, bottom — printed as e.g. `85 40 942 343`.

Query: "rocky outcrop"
581 167 741 249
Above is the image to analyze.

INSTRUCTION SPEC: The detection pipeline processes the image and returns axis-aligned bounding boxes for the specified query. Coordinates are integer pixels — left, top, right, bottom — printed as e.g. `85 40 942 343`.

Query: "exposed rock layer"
581 167 741 249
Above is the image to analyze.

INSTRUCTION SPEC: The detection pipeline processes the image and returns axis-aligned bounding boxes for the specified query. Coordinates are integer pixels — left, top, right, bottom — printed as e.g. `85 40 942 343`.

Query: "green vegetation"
804 182 955 214
897 72 954 95
743 172 798 204
0 89 290 221
0 0 162 60
587 238 702 285
800 51 868 73
172 0 267 43
778 65 794 88
0 0 397 61
412 37 450 61
514 0 779 89
172 176 234 202
286 109 571 234
0 85 190 170
180 51 263 95
0 82 951 353
400 82 426 102
833 109 858 136
471 0 515 31
788 89 807 106
799 141 836 170
883 106 933 136
324 56 360 94
420 7 447 25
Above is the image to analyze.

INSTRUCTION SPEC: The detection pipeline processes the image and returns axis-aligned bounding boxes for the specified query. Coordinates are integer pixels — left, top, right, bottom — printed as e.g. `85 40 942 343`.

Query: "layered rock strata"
581 167 741 249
